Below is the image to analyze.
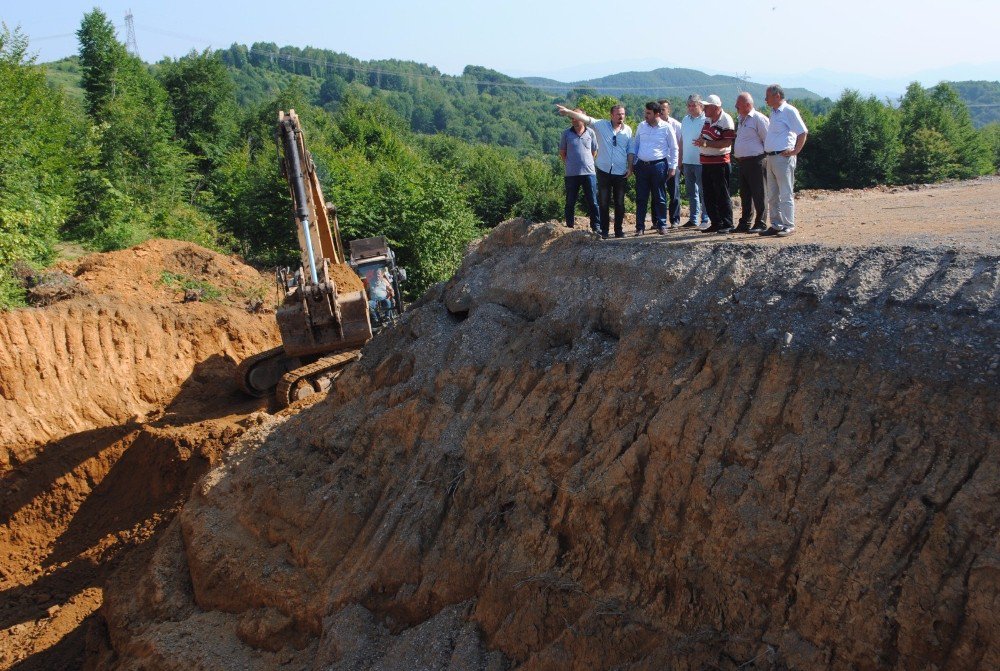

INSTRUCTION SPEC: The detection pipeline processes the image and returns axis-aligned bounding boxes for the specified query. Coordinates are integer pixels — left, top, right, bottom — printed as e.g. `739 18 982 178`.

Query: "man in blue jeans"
558 109 600 232
680 94 711 228
626 101 678 235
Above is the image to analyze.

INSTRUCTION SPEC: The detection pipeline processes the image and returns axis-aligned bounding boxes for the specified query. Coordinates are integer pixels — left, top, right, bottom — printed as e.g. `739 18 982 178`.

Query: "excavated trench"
80 221 998 670
0 240 280 670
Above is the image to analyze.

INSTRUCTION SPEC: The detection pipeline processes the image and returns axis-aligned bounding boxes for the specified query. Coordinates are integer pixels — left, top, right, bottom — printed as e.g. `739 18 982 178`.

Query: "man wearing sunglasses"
556 103 632 238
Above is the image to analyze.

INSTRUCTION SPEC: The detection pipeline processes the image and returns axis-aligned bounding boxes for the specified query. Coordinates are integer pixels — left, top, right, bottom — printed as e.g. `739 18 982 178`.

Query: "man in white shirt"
679 94 711 229
760 84 808 237
657 100 685 229
733 92 770 233
556 103 633 238
627 101 679 235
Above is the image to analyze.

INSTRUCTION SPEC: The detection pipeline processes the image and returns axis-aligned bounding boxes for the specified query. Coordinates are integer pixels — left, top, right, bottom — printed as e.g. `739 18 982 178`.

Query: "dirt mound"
94 220 999 669
0 240 281 670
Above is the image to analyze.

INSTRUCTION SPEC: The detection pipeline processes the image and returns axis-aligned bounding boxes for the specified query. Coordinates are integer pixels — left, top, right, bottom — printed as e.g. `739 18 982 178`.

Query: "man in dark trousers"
733 92 769 233
558 108 600 232
692 94 736 234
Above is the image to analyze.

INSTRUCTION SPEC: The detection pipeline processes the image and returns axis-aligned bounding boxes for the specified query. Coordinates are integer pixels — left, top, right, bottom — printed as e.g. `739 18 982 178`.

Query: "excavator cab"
235 110 373 406
349 237 406 330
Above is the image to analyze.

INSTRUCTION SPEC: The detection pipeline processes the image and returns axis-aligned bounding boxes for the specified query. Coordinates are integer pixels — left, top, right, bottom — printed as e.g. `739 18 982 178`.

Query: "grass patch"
159 271 223 302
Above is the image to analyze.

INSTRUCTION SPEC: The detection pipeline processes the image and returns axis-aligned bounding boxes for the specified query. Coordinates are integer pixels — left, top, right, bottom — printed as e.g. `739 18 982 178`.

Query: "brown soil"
0 240 282 670
3 179 999 671
89 181 999 670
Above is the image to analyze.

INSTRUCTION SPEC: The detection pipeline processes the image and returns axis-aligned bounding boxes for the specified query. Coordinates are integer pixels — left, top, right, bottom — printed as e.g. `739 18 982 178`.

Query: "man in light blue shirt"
680 94 711 228
557 104 633 238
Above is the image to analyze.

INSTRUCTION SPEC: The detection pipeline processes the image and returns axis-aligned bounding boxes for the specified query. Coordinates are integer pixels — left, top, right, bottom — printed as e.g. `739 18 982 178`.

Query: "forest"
2 9 999 309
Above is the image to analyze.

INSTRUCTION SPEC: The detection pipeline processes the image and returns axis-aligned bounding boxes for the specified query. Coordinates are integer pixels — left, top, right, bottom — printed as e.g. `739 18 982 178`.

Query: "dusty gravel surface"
604 175 1000 254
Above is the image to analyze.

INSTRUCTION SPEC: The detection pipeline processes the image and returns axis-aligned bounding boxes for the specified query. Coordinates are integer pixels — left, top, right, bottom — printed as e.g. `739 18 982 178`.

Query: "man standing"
556 103 632 238
760 84 808 237
692 94 736 234
627 101 678 235
558 108 600 232
658 100 683 229
733 92 770 233
679 94 711 229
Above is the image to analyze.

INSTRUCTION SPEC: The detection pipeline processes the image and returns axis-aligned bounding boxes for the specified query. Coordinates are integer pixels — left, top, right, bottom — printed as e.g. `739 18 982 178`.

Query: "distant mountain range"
520 67 822 104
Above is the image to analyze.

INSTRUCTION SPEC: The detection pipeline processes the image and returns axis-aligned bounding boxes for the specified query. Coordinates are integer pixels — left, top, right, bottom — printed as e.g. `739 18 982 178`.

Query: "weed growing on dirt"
159 271 223 302
0 267 27 310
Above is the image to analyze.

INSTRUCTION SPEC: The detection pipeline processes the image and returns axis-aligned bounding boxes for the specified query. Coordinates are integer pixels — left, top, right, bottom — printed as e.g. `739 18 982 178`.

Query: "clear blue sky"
5 0 999 89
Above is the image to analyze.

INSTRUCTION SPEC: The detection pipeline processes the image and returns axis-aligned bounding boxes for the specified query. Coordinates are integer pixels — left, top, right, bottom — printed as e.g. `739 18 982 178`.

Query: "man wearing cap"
627 101 678 235
692 94 737 234
558 107 601 233
733 92 770 233
658 99 684 229
679 94 711 229
556 103 633 239
760 84 808 237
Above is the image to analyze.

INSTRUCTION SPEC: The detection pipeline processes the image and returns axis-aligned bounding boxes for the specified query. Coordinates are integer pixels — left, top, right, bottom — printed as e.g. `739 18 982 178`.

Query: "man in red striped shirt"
692 94 737 234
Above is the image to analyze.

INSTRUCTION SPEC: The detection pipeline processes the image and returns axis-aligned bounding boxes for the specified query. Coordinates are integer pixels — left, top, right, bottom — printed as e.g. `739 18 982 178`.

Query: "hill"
522 66 822 102
947 80 1000 127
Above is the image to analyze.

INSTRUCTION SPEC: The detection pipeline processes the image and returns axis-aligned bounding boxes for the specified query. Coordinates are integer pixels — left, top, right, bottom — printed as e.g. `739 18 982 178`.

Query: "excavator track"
275 350 360 407
235 346 292 397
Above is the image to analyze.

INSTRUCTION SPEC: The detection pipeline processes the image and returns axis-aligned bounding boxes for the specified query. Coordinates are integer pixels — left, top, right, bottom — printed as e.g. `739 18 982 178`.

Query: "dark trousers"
702 162 733 230
564 174 599 231
635 160 667 232
596 169 627 236
665 171 681 225
737 155 767 227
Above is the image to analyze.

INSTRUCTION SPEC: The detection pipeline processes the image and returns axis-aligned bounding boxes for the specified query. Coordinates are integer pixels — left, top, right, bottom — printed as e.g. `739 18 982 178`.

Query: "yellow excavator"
235 110 373 406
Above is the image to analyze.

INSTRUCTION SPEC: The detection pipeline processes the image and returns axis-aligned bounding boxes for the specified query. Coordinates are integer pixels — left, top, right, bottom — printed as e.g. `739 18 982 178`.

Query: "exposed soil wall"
94 221 999 670
0 240 281 670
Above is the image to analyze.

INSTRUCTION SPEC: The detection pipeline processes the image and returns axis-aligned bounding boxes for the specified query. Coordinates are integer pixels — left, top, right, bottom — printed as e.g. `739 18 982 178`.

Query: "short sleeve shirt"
699 112 736 164
560 127 598 176
764 102 808 152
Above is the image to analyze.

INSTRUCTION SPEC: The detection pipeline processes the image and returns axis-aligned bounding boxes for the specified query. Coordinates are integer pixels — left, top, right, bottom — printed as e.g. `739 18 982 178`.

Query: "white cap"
704 94 722 107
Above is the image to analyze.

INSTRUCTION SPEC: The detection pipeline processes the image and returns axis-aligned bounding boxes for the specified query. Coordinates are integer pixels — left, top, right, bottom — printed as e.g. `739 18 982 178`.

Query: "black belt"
636 158 666 165
738 154 765 160
764 150 786 156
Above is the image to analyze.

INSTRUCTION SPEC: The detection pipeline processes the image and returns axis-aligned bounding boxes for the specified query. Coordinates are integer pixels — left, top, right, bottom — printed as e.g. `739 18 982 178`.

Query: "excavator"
236 110 395 407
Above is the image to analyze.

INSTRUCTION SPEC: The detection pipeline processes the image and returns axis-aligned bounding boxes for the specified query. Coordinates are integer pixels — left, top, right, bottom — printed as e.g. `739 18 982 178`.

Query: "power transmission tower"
736 71 751 93
124 10 139 56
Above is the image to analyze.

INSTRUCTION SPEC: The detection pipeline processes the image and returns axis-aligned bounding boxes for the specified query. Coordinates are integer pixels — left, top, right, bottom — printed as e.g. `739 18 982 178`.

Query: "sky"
4 0 999 98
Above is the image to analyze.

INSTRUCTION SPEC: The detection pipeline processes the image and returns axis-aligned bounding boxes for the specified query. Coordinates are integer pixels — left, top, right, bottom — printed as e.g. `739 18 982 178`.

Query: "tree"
0 25 81 307
158 50 239 172
805 90 900 188
897 82 991 183
71 9 214 251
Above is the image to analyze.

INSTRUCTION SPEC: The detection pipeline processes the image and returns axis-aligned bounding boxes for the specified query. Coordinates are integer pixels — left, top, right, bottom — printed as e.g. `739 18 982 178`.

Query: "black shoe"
634 228 645 236
716 226 736 234
614 232 625 239
733 223 751 233
681 221 698 228
758 227 781 237
701 226 721 233
748 224 767 234
601 233 609 240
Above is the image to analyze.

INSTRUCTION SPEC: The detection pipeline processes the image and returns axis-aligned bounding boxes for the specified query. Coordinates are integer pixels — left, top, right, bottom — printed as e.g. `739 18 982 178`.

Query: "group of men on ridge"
556 84 808 239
